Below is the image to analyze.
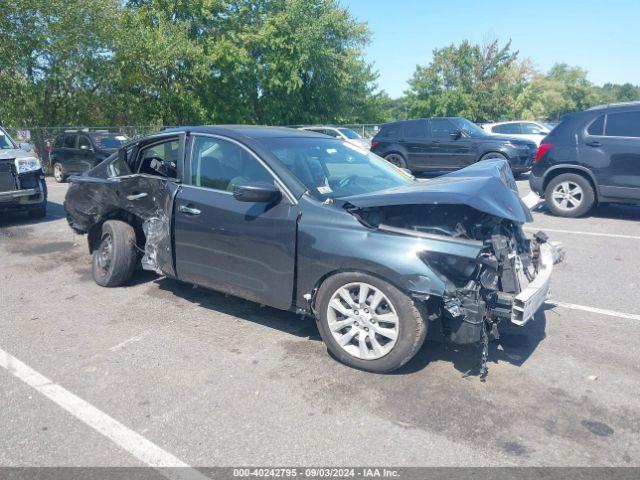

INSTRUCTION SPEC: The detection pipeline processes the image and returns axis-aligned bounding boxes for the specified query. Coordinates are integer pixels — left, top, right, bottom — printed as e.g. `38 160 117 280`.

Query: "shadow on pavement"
536 201 640 222
0 199 66 228
142 273 547 377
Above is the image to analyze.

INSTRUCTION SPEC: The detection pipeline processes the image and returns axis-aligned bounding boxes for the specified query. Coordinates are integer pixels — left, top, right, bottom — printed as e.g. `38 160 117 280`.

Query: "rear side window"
53 135 64 148
605 111 640 138
64 135 76 148
377 123 401 138
403 120 427 138
493 123 521 134
587 115 605 136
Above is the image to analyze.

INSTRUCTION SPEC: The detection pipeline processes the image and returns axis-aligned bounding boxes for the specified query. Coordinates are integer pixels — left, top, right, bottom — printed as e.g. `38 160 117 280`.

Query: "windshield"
260 137 414 199
0 129 17 149
91 134 128 149
337 128 361 140
449 118 488 137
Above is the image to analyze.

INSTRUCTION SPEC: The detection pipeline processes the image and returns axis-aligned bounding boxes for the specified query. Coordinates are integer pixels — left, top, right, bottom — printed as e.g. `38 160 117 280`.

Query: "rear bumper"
511 241 564 325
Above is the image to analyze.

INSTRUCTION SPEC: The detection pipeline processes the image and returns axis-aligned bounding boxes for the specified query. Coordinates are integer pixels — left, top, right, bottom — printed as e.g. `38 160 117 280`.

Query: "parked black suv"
50 130 128 182
530 102 640 217
370 117 536 175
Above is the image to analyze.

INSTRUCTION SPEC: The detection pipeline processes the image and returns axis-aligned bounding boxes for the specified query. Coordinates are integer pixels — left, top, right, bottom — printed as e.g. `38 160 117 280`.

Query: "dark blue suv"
530 102 640 217
370 117 536 175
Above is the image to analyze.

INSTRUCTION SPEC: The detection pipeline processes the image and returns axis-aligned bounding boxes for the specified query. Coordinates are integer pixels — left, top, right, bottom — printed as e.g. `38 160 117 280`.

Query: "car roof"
163 125 327 140
587 101 640 111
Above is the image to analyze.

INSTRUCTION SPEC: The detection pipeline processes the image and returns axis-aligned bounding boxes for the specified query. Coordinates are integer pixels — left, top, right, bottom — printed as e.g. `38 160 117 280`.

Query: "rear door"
173 133 299 309
119 133 185 276
582 110 640 199
398 119 430 168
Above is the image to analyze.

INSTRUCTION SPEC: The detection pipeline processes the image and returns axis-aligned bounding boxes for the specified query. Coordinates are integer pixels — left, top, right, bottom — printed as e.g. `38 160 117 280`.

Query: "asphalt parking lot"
1 176 639 469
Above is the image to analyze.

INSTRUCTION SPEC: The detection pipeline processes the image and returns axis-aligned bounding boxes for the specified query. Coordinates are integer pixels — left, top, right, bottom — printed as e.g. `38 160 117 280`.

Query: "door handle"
126 192 148 200
586 141 602 147
178 204 201 215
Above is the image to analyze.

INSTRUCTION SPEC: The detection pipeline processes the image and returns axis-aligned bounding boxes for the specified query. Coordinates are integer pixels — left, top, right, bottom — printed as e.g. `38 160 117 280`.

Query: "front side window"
430 118 457 138
78 136 92 150
64 135 77 148
260 137 413 200
521 123 546 135
449 118 488 137
322 129 340 138
605 111 640 138
493 123 521 134
138 139 179 178
190 136 273 192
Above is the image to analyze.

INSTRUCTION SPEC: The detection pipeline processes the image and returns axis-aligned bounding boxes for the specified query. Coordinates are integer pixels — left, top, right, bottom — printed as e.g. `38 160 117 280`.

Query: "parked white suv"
299 126 371 149
482 121 551 146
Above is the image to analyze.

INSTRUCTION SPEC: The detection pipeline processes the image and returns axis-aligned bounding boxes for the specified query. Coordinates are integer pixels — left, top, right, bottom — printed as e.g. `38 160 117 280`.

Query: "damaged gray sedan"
64 126 562 375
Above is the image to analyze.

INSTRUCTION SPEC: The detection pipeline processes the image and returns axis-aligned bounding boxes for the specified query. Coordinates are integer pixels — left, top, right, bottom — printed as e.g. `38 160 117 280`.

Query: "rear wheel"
384 153 407 169
545 173 595 217
315 272 427 373
92 220 138 287
53 163 66 183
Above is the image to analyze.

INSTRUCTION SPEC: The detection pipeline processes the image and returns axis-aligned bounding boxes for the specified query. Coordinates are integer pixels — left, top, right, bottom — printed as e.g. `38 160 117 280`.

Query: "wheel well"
87 211 142 253
542 168 598 199
308 268 437 314
479 151 507 161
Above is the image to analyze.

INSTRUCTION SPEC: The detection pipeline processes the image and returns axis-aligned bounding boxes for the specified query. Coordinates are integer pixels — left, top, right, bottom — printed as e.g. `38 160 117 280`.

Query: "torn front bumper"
511 241 564 326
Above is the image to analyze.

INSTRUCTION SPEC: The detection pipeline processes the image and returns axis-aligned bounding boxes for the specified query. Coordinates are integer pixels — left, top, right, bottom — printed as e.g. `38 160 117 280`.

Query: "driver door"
173 134 299 309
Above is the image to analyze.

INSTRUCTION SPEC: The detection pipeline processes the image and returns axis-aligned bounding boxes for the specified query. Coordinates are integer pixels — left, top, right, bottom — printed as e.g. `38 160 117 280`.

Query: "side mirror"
19 142 32 152
80 144 93 151
233 182 281 203
449 129 462 139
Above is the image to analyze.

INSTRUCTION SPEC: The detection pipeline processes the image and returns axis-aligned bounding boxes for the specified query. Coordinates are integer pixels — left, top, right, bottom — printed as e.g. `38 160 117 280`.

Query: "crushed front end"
0 156 47 215
343 159 564 379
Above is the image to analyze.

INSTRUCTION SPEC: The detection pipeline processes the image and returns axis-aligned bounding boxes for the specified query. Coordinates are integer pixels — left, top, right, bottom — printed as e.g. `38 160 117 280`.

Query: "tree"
405 39 530 122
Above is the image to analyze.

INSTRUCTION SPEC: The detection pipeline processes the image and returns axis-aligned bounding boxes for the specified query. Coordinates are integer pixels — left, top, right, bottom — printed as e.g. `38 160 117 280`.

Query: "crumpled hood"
342 159 532 224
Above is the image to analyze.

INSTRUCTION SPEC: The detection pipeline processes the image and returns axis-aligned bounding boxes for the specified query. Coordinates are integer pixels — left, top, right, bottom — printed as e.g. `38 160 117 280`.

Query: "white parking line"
525 227 640 240
548 301 640 321
0 347 209 480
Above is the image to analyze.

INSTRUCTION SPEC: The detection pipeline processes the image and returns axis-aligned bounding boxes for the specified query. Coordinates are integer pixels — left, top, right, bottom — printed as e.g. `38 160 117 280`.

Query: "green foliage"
0 0 386 127
406 40 640 123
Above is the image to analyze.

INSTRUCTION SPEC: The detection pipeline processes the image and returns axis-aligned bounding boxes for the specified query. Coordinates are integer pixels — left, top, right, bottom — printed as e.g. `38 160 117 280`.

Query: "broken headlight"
15 156 41 174
421 252 478 287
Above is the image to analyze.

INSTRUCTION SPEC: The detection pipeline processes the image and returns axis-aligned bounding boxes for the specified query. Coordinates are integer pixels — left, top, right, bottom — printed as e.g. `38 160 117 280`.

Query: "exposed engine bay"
351 202 563 379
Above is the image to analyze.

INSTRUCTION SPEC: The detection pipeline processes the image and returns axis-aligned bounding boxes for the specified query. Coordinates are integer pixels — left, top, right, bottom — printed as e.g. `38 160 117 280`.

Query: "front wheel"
92 220 138 287
315 272 427 373
53 162 66 183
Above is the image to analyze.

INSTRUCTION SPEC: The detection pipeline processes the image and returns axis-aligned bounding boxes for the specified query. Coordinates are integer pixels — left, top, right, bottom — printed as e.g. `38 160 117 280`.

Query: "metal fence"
5 124 381 175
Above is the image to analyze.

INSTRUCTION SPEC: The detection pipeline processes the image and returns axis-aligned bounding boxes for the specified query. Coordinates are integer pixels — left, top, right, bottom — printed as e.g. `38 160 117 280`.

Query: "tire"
315 272 427 373
479 152 508 162
545 173 595 218
384 153 407 169
28 206 46 218
53 162 66 183
92 220 138 287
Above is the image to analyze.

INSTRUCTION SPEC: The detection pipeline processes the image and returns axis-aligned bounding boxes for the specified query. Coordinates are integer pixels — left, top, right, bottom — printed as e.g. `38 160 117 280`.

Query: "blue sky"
341 0 639 98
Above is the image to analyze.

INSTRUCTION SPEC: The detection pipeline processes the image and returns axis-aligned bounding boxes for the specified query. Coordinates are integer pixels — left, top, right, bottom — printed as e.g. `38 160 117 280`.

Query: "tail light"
535 143 553 163
370 140 380 149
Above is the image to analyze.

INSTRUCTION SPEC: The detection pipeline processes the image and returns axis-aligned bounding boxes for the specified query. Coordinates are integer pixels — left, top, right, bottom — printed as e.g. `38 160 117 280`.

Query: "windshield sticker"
317 185 333 194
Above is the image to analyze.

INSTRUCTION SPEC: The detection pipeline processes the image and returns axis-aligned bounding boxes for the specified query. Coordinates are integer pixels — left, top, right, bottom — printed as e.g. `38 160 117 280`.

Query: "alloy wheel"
97 234 113 277
54 164 64 182
326 282 399 360
551 181 584 212
385 154 405 168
